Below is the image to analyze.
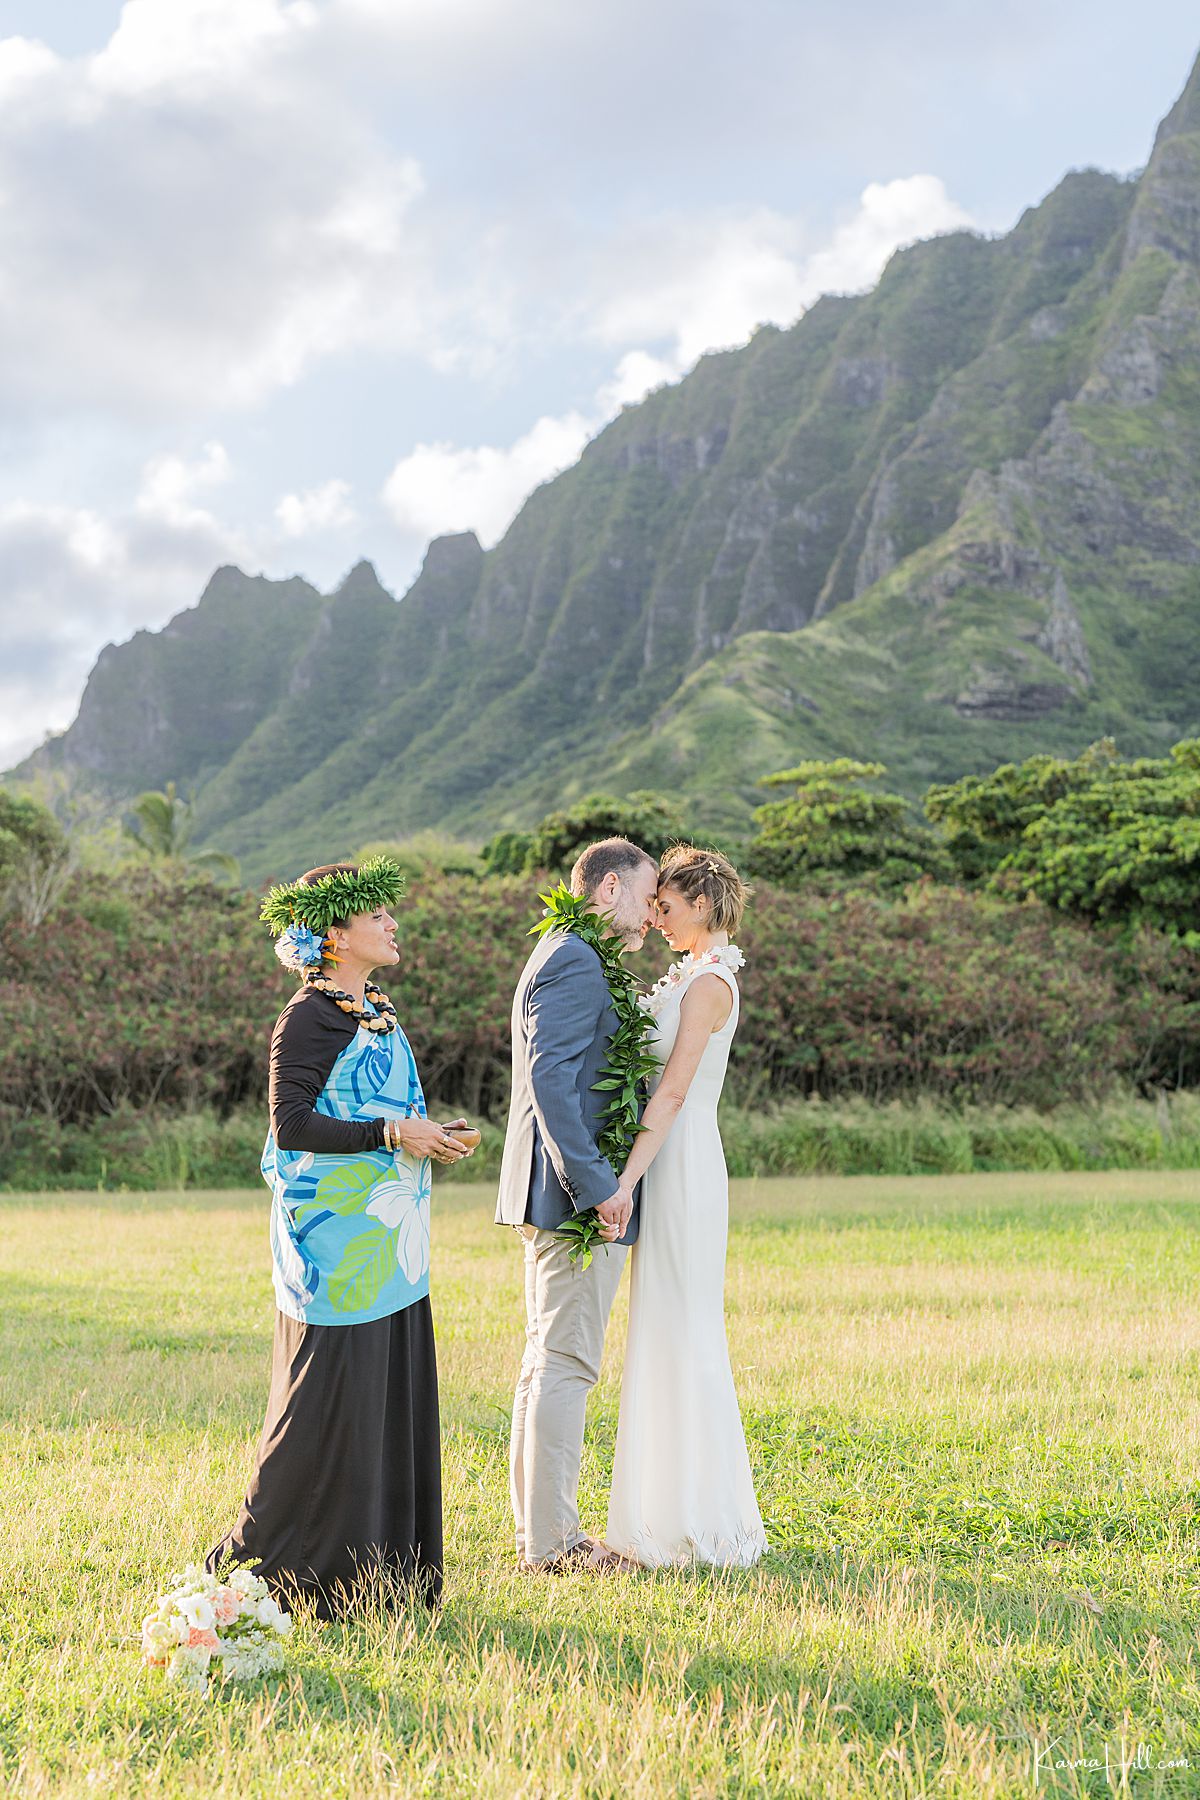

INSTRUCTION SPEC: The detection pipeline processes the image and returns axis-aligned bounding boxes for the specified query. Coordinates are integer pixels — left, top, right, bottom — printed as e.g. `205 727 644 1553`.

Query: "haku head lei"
260 859 406 1032
261 857 406 952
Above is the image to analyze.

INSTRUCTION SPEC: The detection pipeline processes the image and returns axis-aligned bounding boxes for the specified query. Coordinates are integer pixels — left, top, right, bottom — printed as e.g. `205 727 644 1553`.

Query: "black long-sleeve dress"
206 986 443 1614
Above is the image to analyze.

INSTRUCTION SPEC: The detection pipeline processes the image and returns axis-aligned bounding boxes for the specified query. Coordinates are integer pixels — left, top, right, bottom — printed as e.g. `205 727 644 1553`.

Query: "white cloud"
0 438 261 765
592 209 807 367
799 175 974 299
591 177 973 376
596 350 679 412
0 35 58 103
0 0 974 441
135 442 232 530
382 176 976 547
0 9 434 421
275 479 356 538
382 412 593 544
91 0 319 97
0 0 985 762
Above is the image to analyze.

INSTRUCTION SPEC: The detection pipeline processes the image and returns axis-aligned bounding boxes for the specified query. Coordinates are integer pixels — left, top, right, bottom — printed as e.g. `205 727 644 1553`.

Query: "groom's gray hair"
570 837 656 898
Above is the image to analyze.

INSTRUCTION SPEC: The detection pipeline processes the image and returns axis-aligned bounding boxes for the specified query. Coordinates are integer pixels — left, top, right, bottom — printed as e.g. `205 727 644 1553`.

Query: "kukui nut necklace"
303 966 398 1033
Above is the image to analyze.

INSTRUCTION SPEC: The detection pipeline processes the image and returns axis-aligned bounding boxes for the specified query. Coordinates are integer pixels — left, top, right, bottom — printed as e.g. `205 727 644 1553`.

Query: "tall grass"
4 1174 1200 1795
5 1092 1200 1191
717 1090 1200 1178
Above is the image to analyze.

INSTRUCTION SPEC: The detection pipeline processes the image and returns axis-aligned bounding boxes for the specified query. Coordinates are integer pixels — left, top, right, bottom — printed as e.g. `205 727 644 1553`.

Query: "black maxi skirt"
207 1298 443 1616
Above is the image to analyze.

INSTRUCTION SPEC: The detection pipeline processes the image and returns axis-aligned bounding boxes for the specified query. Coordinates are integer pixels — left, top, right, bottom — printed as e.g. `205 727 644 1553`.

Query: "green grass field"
4 1174 1200 1798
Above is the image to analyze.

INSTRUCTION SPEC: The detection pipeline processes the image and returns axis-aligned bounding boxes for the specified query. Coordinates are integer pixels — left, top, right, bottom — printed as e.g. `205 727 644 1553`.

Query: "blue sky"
1 0 1197 764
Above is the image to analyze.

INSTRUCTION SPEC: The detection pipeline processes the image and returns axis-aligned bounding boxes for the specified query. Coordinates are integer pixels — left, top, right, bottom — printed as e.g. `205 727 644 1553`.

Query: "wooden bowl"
447 1126 482 1151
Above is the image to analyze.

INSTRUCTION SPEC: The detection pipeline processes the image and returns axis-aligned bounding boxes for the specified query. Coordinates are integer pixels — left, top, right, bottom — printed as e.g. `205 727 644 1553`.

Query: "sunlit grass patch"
3 1174 1200 1796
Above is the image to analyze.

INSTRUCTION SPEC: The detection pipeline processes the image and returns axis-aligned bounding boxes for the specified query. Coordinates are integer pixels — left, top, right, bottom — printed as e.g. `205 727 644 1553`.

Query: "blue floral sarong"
263 1017 431 1326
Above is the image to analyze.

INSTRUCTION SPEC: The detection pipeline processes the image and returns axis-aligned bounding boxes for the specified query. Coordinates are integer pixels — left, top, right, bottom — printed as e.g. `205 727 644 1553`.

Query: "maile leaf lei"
530 883 659 1265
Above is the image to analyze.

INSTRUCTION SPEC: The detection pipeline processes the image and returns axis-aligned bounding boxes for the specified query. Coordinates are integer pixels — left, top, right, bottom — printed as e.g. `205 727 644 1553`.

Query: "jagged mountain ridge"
16 50 1200 874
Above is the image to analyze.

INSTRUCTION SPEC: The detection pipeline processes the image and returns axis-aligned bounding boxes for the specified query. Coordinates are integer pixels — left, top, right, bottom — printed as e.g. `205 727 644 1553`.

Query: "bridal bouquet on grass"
141 1564 292 1695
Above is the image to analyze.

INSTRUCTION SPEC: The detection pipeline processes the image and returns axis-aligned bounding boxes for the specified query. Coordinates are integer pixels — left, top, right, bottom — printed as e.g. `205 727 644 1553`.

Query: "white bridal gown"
606 947 768 1568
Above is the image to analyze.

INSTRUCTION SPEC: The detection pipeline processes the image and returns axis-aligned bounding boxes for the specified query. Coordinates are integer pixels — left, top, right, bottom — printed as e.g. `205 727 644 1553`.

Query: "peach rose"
212 1588 240 1625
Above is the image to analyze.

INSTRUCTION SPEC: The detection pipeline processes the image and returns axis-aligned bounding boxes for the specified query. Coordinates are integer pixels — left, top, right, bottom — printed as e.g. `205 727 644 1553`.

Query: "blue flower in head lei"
274 922 326 972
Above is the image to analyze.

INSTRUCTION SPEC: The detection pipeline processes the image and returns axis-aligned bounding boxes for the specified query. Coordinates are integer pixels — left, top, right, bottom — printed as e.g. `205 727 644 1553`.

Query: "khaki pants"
509 1225 627 1564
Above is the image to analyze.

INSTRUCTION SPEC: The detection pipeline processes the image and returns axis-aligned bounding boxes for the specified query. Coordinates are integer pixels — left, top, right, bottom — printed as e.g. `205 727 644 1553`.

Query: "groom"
496 837 660 1573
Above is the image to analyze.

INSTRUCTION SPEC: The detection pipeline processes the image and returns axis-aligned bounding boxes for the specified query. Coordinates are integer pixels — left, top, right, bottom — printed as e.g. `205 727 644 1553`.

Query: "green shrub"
749 759 949 890
482 791 687 876
2 864 1199 1179
926 737 1200 942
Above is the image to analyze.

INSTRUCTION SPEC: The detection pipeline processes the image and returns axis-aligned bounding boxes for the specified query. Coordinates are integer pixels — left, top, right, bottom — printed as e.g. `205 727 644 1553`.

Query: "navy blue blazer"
495 931 640 1245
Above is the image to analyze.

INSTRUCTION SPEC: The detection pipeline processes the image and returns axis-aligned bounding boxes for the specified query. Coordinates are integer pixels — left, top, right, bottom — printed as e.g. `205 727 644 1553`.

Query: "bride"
605 845 768 1569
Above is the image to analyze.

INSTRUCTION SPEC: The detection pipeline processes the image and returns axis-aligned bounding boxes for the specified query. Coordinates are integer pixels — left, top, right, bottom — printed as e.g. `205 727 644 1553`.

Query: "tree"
924 739 1118 883
481 792 687 876
479 829 535 877
0 791 64 881
989 738 1200 942
125 783 240 882
747 759 949 890
0 790 74 927
353 834 482 879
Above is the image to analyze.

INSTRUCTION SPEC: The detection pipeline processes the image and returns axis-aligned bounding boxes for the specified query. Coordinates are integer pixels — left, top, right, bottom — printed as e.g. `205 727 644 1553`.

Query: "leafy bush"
0 1104 267 1191
924 739 1117 882
733 881 1193 1105
2 863 1199 1182
353 833 483 880
481 791 687 876
748 760 949 890
926 737 1200 942
995 740 1200 942
0 789 76 928
0 790 64 880
0 864 283 1128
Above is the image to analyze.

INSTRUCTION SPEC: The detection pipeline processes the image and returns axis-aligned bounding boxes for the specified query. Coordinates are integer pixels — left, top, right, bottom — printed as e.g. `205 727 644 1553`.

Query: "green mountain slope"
14 50 1200 876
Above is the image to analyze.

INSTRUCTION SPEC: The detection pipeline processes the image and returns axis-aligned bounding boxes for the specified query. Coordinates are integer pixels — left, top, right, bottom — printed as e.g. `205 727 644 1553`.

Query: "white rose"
179 1595 215 1632
257 1597 292 1634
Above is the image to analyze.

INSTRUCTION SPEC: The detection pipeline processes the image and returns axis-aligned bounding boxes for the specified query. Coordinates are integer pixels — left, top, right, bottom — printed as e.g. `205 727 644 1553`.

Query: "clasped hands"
384 1115 476 1166
596 1180 635 1242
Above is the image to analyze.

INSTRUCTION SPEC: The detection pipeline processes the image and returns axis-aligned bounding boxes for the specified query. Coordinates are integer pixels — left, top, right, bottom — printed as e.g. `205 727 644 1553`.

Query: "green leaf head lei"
531 882 660 1265
260 856 407 939
261 859 408 1022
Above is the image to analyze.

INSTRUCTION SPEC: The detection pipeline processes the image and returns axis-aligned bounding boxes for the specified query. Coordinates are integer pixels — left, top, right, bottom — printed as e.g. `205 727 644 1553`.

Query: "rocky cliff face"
15 51 1200 875
34 568 324 795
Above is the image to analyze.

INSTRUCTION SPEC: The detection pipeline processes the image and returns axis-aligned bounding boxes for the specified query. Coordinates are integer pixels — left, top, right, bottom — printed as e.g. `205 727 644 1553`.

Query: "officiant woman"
207 858 474 1615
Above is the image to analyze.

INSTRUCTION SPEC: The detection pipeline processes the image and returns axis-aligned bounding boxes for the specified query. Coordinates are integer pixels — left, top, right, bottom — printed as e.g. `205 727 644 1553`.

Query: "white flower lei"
639 943 745 1018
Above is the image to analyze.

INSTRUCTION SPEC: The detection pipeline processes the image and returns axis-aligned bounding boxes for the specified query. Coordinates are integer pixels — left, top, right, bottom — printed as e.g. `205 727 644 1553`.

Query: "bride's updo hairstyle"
657 845 749 935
